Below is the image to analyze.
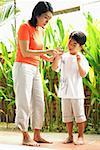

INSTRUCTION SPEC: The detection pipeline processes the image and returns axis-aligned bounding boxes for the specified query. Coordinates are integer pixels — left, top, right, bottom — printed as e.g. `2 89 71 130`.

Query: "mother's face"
36 11 53 28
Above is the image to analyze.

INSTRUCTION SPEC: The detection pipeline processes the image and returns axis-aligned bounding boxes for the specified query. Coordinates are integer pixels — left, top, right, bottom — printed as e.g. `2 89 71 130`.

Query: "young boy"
52 31 89 145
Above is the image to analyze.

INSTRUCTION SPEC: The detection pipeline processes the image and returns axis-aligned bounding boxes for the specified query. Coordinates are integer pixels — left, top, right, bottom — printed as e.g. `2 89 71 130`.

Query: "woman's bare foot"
34 137 52 144
34 129 52 144
17 125 40 146
23 137 40 146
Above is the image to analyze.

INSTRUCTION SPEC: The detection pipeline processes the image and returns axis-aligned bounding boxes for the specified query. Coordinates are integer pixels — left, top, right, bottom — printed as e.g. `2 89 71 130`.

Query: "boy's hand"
76 54 81 63
53 53 63 61
49 56 57 62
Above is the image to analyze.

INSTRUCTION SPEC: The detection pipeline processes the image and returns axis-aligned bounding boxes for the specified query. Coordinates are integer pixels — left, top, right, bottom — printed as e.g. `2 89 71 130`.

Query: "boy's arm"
52 54 62 71
76 54 89 77
77 62 86 77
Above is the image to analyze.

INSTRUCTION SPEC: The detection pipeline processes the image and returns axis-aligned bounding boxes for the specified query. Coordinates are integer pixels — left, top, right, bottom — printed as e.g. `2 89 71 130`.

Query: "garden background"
0 0 100 134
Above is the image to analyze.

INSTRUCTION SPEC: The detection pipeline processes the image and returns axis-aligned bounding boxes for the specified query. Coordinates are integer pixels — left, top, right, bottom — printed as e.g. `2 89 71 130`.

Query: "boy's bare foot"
74 137 84 145
63 136 73 144
34 137 53 144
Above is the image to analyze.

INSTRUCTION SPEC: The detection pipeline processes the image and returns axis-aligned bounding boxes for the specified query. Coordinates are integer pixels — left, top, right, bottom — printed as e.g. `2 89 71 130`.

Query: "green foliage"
0 10 100 133
0 41 16 123
0 3 20 25
83 13 100 133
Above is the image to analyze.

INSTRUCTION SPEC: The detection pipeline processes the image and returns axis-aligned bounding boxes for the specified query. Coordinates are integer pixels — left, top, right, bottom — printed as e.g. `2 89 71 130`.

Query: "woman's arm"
41 50 63 63
40 54 54 62
19 40 55 58
40 50 58 62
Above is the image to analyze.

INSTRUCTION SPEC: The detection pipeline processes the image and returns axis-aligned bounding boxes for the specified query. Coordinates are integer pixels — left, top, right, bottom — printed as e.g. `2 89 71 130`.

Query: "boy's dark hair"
29 1 53 27
69 31 86 45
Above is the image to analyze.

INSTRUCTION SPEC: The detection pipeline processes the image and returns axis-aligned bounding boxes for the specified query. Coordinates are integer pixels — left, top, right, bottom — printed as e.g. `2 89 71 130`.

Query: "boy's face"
68 38 81 55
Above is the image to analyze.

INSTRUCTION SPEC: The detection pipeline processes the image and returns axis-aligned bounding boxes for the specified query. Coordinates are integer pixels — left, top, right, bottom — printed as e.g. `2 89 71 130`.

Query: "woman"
12 1 55 146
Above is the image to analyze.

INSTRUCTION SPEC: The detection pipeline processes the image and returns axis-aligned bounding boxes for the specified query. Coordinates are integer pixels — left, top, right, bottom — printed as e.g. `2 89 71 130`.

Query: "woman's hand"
45 49 57 56
56 47 64 53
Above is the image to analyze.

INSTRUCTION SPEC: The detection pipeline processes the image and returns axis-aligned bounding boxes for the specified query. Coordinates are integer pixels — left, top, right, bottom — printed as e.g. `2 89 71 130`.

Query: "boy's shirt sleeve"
80 55 89 76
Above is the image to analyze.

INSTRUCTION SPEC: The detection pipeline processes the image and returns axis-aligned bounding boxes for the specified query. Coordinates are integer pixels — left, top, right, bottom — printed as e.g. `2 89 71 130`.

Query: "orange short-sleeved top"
15 22 44 66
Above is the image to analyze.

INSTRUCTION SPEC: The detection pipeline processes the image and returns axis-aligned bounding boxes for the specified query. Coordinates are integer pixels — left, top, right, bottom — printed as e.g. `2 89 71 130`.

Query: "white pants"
61 99 86 123
12 62 44 131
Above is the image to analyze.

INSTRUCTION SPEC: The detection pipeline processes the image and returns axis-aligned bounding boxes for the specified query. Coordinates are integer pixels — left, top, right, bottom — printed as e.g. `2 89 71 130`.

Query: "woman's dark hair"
69 31 86 45
29 1 53 27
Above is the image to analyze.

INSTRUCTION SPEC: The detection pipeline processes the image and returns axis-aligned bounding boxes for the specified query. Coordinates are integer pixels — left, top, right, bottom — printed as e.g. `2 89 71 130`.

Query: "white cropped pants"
61 99 86 123
12 62 44 131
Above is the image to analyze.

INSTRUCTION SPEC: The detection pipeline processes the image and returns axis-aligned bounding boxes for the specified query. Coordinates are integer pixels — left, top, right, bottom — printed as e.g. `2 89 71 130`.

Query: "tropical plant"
0 0 20 26
0 40 16 124
83 13 100 133
0 0 18 124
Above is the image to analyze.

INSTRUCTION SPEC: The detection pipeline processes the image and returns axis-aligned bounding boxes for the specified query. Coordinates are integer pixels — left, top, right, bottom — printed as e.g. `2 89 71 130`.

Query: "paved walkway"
0 131 100 150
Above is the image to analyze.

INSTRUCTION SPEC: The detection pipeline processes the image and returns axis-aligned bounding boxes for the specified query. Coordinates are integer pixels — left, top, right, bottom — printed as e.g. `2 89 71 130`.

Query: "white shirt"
57 52 89 99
